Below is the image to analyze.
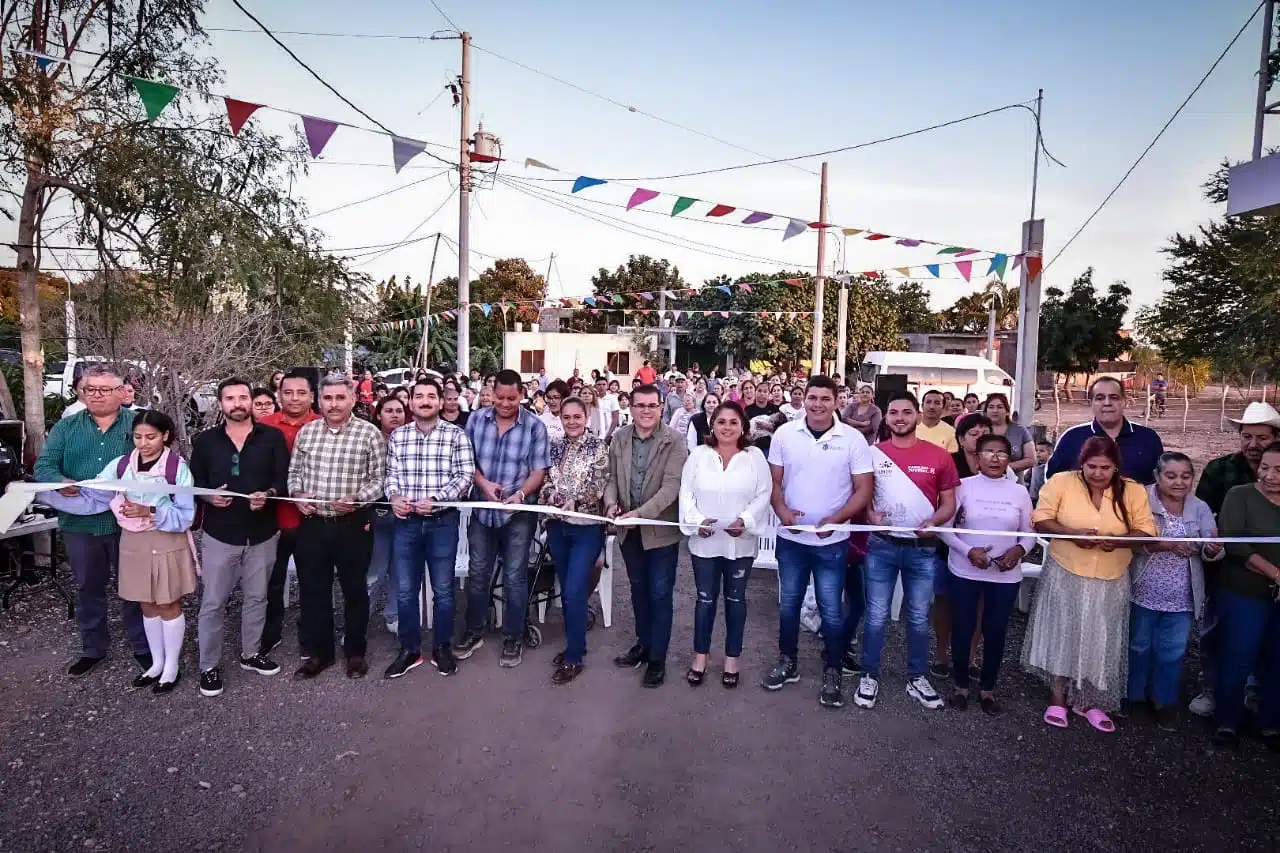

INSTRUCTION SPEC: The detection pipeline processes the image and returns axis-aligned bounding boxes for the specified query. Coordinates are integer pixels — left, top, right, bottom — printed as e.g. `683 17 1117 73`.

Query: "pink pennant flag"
1012 254 1024 270
626 188 660 210
955 248 978 257
783 219 807 241
956 260 973 282
301 116 339 158
738 283 752 293
719 311 730 319
759 312 768 318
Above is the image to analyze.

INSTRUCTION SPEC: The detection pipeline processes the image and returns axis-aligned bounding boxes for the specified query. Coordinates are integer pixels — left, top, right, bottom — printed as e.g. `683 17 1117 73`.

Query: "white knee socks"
160 616 185 683
142 616 165 678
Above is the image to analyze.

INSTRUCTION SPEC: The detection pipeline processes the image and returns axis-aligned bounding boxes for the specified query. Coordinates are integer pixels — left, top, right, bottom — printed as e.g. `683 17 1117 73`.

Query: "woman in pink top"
938 434 1034 715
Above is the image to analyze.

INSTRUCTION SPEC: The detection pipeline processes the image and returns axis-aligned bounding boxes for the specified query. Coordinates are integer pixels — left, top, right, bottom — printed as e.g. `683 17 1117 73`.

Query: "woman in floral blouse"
539 396 611 685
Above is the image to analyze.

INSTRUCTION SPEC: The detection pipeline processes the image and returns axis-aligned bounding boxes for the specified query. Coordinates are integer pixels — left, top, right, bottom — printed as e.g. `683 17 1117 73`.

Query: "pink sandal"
1073 707 1116 733
1043 705 1069 728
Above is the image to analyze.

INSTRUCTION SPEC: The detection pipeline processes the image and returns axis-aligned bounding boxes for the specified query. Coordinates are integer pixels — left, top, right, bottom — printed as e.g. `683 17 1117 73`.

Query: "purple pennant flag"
895 238 922 247
716 285 732 295
392 136 427 173
742 211 772 225
301 116 339 159
783 218 807 241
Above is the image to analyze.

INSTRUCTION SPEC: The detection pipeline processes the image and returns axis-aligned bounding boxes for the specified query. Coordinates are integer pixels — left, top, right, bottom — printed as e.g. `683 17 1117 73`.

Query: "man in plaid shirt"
456 369 550 668
288 374 387 680
383 378 476 680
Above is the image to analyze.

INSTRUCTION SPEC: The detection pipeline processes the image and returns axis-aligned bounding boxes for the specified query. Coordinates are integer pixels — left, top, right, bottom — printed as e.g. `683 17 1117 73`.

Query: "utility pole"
835 232 848 382
658 286 668 369
984 297 997 364
456 32 473 375
1014 90 1045 428
418 232 441 369
544 252 555 297
809 161 829 375
1255 0 1276 160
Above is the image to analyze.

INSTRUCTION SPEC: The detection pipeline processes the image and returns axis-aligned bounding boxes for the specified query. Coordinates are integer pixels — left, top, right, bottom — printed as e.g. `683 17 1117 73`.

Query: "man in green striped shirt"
34 364 148 676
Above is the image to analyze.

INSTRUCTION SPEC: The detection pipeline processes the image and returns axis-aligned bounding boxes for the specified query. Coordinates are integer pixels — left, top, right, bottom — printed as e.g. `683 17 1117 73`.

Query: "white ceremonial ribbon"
5 479 1280 545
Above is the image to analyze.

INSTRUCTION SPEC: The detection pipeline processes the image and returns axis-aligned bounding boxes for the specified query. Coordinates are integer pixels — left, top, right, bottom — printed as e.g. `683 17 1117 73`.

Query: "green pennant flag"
671 196 697 217
127 77 179 121
936 246 964 255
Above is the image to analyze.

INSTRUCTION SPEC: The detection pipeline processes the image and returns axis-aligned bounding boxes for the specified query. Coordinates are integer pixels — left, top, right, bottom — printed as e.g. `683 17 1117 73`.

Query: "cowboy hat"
1226 401 1280 429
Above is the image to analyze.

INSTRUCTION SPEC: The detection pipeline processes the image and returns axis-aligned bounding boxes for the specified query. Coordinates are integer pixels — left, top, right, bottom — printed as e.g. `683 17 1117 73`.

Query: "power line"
1045 0 1264 271
206 27 437 40
428 0 462 34
305 169 452 219
228 0 396 135
351 186 459 265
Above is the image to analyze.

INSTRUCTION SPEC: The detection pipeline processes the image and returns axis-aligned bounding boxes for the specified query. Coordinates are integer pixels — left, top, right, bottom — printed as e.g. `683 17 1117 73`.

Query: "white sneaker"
385 619 399 635
907 675 944 709
1188 689 1215 717
854 675 880 709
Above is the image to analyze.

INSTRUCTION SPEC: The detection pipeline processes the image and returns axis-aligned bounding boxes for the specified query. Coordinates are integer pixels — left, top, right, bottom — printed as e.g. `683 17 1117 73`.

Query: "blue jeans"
691 555 753 657
776 537 846 669
392 510 460 653
1127 603 1193 707
1214 590 1280 732
465 514 537 640
843 555 865 654
862 535 938 680
366 510 398 625
619 536 679 664
950 575 1021 691
545 522 605 665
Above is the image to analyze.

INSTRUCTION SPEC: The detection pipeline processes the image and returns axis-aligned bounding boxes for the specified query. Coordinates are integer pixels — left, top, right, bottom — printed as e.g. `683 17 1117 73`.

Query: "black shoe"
818 667 843 708
384 651 423 679
613 643 647 669
68 656 104 677
551 662 584 685
642 661 666 688
134 652 154 671
431 646 458 676
239 654 281 676
841 650 862 678
152 672 181 694
1211 727 1240 750
686 667 706 686
1154 705 1178 732
949 691 970 712
929 660 952 680
979 695 1002 717
199 668 224 697
131 672 159 689
1261 730 1280 753
454 630 485 660
762 656 799 690
499 637 523 668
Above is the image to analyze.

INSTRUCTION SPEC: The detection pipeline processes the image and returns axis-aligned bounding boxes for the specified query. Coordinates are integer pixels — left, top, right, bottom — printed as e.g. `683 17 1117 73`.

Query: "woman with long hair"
538 397 609 685
983 393 1035 476
686 392 721 450
678 401 771 688
1023 435 1156 732
578 384 605 437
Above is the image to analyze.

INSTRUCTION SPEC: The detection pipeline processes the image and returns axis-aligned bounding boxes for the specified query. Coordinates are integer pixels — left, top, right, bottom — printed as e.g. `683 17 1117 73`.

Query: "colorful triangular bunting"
224 98 262 136
127 77 179 121
571 176 606 193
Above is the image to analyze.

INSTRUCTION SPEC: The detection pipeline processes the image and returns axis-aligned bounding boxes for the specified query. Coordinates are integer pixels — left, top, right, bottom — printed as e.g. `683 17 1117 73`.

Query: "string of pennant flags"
15 48 1033 268
364 305 815 334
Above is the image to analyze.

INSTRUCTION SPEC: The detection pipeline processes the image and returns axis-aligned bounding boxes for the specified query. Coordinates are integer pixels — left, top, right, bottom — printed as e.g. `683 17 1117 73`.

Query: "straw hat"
1226 402 1280 429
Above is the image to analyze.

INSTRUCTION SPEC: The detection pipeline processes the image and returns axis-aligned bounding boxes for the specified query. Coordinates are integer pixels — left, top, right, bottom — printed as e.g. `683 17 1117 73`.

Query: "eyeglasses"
84 386 121 397
979 450 1011 460
631 403 662 411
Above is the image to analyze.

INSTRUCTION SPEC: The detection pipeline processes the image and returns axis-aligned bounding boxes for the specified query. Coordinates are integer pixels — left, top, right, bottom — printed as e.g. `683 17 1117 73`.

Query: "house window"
606 351 631 375
943 348 967 355
519 350 545 373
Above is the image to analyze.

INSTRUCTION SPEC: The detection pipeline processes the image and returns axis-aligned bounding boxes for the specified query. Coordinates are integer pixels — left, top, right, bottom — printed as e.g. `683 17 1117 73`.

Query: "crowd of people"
31 361 1280 751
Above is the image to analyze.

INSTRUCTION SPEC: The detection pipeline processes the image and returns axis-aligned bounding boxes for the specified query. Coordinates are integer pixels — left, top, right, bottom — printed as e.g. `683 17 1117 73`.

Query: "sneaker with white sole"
239 654 281 676
854 675 879 708
907 675 944 709
1188 689 1215 717
199 667 224 697
385 619 399 635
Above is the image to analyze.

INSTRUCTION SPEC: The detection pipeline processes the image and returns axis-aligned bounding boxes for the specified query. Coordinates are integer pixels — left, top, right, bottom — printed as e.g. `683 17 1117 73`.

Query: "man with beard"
190 378 290 697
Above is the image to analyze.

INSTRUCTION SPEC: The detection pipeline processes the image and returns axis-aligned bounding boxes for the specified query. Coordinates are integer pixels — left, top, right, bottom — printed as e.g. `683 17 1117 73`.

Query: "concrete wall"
503 331 650 388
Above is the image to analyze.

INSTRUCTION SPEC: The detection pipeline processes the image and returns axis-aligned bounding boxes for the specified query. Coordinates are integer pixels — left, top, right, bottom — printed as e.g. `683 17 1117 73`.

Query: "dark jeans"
949 575 1021 692
392 510 460 653
1214 590 1280 732
260 526 299 654
843 556 866 655
295 513 374 661
63 531 146 659
691 554 753 657
464 514 537 640
862 535 937 680
546 522 605 665
619 535 679 664
776 536 846 669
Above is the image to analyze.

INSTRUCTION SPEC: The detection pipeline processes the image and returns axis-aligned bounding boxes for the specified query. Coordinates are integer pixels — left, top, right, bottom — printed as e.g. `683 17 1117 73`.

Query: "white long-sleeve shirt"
938 473 1036 583
678 444 772 559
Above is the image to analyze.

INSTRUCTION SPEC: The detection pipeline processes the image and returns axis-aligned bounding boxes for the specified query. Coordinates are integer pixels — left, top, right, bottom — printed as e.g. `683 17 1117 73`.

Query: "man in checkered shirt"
382 377 475 680
288 374 387 681
456 369 550 668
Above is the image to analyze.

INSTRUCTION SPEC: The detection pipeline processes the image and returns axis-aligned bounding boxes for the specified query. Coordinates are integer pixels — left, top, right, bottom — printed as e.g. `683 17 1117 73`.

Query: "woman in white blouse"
679 400 772 688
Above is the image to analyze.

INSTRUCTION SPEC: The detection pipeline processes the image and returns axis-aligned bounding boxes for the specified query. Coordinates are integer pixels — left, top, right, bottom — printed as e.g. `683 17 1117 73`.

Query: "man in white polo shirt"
766 375 874 708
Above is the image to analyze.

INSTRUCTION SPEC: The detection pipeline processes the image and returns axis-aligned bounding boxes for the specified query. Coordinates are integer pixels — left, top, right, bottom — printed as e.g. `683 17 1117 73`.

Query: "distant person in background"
687 392 721 450
916 389 959 452
842 385 882 444
251 387 278 420
477 387 494 409
984 393 1035 477
60 372 88 420
440 383 470 429
537 367 548 392
1029 438 1053 504
356 369 376 407
670 392 697 441
539 380 568 442
1150 373 1168 410
269 371 284 404
1047 376 1163 484
963 393 981 414
617 392 633 427
836 387 851 414
779 386 805 422
944 397 964 425
664 375 689 424
745 383 779 421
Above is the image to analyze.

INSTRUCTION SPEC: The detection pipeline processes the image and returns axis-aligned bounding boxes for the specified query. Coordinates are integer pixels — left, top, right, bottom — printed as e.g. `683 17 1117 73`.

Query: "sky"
9 0 1269 317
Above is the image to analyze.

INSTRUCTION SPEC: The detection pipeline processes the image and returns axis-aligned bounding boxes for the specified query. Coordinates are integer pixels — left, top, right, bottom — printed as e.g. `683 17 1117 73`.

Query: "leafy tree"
573 255 686 335
416 258 546 374
1 0 360 451
939 293 989 333
885 281 939 333
1135 161 1280 384
1038 267 1132 424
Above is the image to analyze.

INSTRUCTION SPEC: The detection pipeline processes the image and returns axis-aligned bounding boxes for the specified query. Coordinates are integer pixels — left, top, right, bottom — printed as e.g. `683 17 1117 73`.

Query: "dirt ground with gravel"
1 391 1278 853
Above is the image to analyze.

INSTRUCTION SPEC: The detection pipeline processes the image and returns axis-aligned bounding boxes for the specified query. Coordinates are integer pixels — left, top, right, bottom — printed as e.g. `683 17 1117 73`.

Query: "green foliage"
1135 161 1280 382
886 281 939 333
1038 268 1132 377
574 255 686 334
0 362 67 423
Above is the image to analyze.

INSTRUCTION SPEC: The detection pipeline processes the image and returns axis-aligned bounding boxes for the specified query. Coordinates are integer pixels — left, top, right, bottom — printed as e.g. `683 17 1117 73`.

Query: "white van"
858 352 1015 404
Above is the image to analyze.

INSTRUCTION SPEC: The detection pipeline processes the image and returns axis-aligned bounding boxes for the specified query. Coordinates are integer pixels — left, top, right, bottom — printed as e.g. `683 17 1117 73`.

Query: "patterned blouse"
1131 513 1194 613
539 433 610 525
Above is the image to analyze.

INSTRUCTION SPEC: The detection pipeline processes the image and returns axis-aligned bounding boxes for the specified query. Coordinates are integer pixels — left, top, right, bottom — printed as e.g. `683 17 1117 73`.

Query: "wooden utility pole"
809 162 829 375
418 233 441 369
456 32 473 375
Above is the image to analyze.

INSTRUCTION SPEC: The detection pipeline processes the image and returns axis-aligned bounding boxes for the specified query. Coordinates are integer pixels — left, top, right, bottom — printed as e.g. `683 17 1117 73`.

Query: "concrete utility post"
456 32 473 375
1013 91 1045 425
809 162 829 375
